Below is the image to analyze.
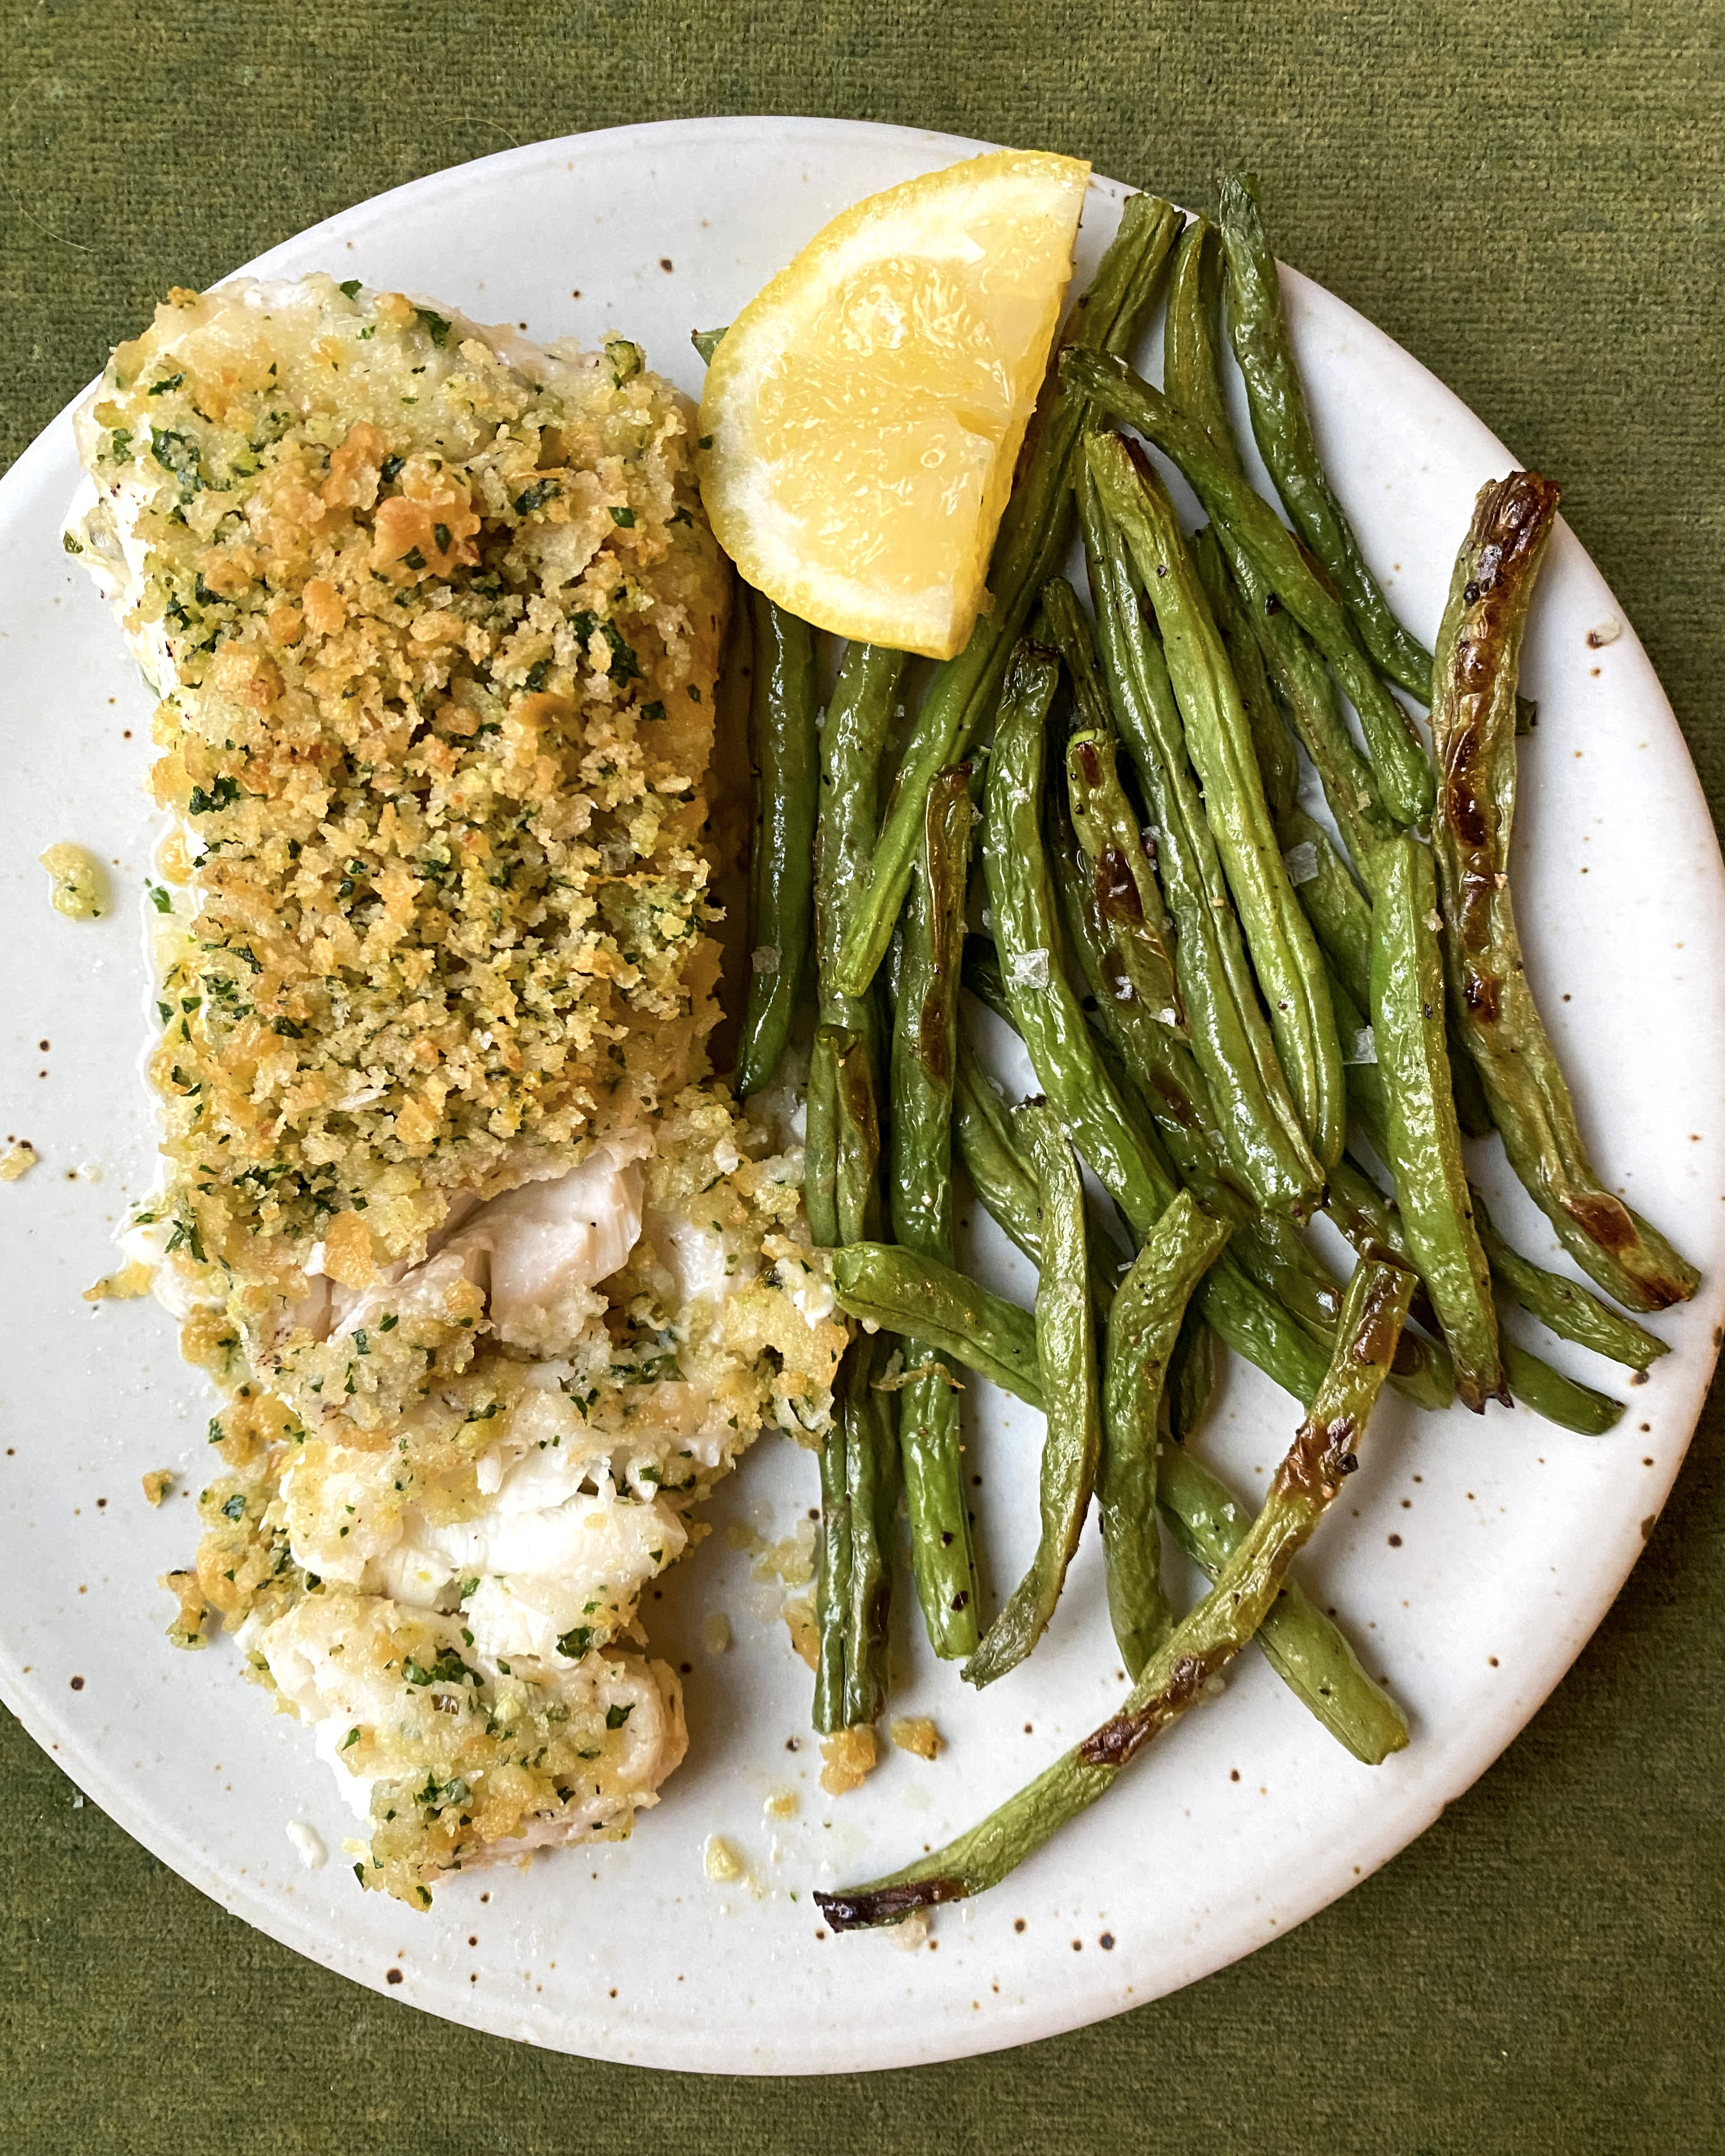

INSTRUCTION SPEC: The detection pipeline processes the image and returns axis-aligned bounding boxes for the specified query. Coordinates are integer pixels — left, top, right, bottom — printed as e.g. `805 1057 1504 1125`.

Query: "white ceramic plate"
1 118 1721 2076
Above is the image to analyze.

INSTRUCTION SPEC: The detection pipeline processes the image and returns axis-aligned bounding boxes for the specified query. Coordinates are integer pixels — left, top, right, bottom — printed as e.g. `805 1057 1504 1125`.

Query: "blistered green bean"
1428 471 1698 1314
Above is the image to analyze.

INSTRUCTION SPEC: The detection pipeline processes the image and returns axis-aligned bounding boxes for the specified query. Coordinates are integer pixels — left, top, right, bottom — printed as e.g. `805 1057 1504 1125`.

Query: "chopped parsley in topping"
149 427 202 488
415 307 451 347
402 1647 479 1688
378 1313 398 1332
604 336 643 386
512 477 560 516
339 279 362 298
609 505 635 528
184 774 241 815
221 1494 247 1520
555 1626 594 1660
641 700 667 723
341 1725 361 1749
605 1703 634 1730
523 659 550 693
379 453 404 483
570 610 642 682
62 531 84 554
272 1016 304 1039
108 427 133 463
148 373 184 396
206 1418 224 1445
148 884 173 912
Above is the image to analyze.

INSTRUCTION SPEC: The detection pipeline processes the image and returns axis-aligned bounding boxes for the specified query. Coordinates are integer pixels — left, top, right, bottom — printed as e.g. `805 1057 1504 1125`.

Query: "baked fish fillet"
67 275 842 1904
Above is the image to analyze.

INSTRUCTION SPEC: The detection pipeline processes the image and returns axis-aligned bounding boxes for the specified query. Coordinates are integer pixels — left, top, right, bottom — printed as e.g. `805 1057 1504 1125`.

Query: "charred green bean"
1427 471 1698 1314
815 1257 1414 1927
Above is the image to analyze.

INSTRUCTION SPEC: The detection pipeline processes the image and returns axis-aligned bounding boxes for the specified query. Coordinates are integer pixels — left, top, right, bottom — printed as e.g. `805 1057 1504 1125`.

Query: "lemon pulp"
699 151 1091 659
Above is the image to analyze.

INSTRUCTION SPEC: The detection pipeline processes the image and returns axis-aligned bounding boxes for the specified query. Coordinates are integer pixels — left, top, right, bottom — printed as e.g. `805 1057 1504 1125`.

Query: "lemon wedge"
698 149 1092 660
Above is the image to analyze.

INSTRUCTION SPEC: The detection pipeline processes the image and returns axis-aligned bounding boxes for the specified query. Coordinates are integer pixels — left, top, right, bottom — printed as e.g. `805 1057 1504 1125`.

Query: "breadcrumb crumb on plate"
819 1726 878 1794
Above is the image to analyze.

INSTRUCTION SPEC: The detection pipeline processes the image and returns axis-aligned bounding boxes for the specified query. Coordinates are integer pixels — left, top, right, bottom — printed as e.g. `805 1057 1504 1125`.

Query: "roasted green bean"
1369 834 1503 1410
1217 173 1433 704
1327 1148 1622 1434
1191 522 1301 823
1063 348 1434 829
1164 243 1400 870
1099 1194 1230 1678
1043 582 1184 1035
1496 1326 1624 1437
955 1033 1046 1271
892 769 983 1658
840 1332 900 1729
1163 1302 1217 1444
811 1385 851 1735
1472 1192 1667 1371
965 1108 1104 1688
817 642 906 1031
1090 435 1345 1172
1427 471 1698 1314
1156 1440 1409 1764
833 195 1185 1000
916 1141 1408 1761
1047 819 1343 1339
1163 217 1240 469
981 643 1335 1405
815 1256 1414 1927
812 1014 894 1732
831 1242 1042 1405
735 590 818 1095
1080 468 1324 1215
982 644 1176 1239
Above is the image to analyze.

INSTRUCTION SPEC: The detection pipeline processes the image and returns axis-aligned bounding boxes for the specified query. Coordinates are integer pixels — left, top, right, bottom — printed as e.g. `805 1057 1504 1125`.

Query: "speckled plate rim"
1 116 1722 2075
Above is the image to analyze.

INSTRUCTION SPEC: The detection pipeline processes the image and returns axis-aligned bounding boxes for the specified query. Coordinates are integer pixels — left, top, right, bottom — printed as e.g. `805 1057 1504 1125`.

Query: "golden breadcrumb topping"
74 274 728 1283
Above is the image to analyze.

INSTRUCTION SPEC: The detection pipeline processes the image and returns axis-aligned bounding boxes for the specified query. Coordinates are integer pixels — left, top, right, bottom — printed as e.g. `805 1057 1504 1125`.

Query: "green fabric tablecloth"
2 5 1721 2149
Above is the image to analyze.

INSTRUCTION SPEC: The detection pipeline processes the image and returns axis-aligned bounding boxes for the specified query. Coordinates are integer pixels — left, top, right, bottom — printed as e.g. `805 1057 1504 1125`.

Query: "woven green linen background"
2 2 1720 2149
